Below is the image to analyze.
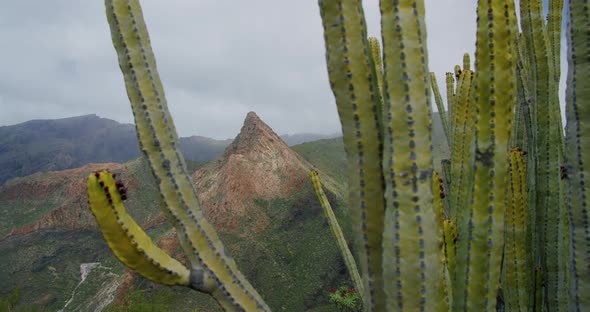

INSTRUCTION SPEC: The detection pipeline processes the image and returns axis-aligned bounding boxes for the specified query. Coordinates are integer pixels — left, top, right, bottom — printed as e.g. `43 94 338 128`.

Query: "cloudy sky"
0 1 564 139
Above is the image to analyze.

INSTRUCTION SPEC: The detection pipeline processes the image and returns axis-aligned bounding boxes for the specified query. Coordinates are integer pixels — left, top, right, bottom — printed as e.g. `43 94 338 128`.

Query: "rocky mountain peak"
223 111 288 159
192 112 313 233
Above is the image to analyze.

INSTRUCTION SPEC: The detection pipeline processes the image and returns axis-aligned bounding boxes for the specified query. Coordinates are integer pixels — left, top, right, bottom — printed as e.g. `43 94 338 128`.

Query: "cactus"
95 0 271 310
309 170 365 303
317 0 583 311
85 0 589 310
565 0 590 309
502 148 532 310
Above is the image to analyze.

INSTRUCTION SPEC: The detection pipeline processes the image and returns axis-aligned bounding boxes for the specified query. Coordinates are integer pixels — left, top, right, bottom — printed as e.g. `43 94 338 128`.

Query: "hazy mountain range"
0 114 341 186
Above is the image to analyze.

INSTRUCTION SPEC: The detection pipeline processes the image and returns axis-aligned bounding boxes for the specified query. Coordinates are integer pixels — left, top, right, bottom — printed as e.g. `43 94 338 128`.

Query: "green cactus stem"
448 67 475 222
452 1 517 310
502 148 532 311
103 1 269 310
378 1 441 311
309 170 365 303
565 0 590 308
430 73 451 148
519 0 569 308
432 171 451 311
318 1 386 309
87 170 194 287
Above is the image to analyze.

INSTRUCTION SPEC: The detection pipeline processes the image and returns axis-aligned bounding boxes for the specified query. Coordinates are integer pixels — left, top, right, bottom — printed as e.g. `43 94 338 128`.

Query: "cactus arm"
309 171 365 301
503 148 532 311
565 0 590 308
432 171 451 311
379 1 440 311
452 1 517 310
520 1 570 308
547 0 563 82
87 170 191 286
318 1 386 309
104 1 269 310
430 73 451 147
448 69 475 222
462 53 471 72
446 72 456 148
368 36 385 137
443 219 457 293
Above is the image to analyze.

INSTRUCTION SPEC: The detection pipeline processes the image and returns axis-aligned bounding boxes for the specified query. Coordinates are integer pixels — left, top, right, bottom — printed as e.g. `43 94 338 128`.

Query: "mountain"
179 136 232 162
0 115 232 186
280 133 340 146
0 115 345 186
0 115 138 186
0 112 352 311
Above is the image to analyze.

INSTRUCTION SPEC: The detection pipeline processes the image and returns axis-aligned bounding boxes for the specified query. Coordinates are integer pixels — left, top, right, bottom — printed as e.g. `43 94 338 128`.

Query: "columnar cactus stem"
378 1 440 311
430 73 451 148
87 170 193 287
565 0 590 309
318 1 386 310
103 1 269 310
503 148 532 311
519 0 569 308
432 171 451 311
453 1 517 310
309 170 365 303
448 68 475 222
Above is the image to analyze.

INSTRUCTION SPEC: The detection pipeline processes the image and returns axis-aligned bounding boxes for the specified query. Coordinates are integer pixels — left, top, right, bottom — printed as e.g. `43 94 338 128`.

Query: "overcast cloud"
0 1 564 139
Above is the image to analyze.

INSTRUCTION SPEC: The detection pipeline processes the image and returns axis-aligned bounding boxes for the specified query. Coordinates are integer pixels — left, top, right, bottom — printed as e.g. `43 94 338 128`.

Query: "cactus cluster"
317 0 589 311
86 0 589 310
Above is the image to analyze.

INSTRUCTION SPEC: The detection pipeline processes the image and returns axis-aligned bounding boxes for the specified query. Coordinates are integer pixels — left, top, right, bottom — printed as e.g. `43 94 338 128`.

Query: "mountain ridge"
0 114 342 186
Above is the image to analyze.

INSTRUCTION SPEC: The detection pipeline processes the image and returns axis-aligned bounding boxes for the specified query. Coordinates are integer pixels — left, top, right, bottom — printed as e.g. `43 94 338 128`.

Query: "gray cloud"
0 1 565 139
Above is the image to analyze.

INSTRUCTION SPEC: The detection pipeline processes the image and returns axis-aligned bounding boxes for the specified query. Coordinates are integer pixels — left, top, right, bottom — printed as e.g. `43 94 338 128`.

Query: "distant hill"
0 112 352 311
0 115 346 186
292 112 450 183
280 133 340 146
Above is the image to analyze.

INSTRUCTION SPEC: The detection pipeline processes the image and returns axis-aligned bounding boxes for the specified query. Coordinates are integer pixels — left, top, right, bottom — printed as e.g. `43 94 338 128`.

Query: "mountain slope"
1 112 353 311
0 115 232 186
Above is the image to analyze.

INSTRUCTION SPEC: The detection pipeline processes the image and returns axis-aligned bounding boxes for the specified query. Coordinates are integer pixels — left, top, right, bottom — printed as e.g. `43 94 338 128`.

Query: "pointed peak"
242 111 269 132
223 112 287 158
245 111 260 120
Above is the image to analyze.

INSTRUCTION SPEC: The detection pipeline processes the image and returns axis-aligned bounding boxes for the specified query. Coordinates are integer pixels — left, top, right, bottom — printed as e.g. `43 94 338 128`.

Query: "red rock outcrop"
192 112 313 233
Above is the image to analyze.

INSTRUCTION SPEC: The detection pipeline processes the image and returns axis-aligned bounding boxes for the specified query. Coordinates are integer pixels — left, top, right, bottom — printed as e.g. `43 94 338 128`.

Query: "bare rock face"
192 112 313 233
